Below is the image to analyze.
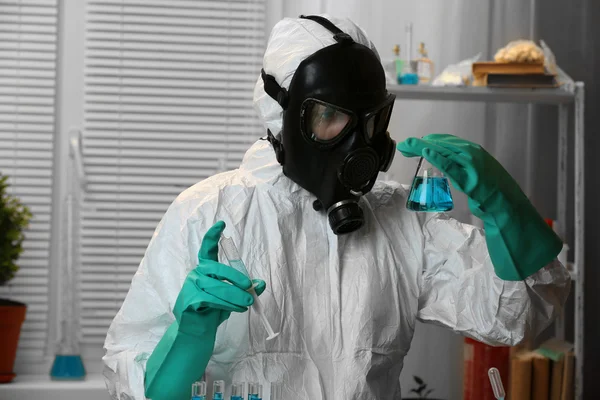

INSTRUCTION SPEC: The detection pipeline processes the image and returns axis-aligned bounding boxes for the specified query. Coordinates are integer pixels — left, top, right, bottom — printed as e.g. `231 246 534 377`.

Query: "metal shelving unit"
388 82 585 399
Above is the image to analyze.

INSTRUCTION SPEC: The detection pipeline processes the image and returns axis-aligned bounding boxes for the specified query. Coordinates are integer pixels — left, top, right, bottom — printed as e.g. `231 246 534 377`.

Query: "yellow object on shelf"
494 39 545 63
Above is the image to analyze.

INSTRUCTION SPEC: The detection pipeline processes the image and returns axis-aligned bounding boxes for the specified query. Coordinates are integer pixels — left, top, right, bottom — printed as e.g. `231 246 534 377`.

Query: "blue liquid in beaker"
50 354 86 380
248 396 262 400
213 394 223 400
231 397 243 400
406 176 454 212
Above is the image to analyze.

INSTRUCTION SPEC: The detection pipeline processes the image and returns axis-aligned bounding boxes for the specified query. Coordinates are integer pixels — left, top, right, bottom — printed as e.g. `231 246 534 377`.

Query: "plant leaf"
414 376 424 385
0 173 31 286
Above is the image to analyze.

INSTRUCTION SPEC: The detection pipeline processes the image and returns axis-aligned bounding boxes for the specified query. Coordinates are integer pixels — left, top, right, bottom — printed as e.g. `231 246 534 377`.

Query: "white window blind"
0 0 57 361
82 0 266 347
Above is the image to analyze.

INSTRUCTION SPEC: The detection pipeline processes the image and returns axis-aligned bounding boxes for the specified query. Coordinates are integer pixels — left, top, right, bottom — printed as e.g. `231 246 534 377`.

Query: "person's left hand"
396 133 520 213
397 134 562 281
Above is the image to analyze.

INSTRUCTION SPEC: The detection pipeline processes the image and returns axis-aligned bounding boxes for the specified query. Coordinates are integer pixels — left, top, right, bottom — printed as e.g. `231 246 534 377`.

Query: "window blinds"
0 0 57 361
81 0 266 346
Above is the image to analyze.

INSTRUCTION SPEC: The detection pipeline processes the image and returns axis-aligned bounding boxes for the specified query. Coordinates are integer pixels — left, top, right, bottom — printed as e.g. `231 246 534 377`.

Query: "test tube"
231 382 245 400
270 382 283 400
405 22 413 66
488 367 506 400
213 380 225 400
220 236 280 341
247 382 263 400
191 381 207 400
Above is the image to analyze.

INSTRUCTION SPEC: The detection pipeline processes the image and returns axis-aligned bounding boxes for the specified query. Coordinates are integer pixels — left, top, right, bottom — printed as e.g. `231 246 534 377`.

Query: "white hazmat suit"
103 15 571 400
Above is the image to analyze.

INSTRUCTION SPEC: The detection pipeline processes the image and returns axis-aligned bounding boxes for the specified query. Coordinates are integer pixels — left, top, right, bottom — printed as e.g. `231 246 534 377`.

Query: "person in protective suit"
102 15 571 400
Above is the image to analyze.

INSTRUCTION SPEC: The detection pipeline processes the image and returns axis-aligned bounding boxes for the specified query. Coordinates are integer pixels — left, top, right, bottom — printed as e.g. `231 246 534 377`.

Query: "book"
531 352 551 400
537 338 575 400
472 61 546 76
560 351 575 400
510 352 534 400
471 61 553 87
486 73 557 88
464 338 475 400
507 339 575 400
464 338 510 400
551 355 564 400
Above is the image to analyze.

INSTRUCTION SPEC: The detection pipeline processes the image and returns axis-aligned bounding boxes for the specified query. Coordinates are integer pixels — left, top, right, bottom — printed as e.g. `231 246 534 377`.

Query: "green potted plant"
404 375 444 399
0 174 32 383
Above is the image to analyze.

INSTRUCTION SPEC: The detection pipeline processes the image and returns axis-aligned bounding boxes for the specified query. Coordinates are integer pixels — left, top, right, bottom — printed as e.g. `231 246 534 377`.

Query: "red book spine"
473 339 486 399
464 338 510 400
463 338 477 400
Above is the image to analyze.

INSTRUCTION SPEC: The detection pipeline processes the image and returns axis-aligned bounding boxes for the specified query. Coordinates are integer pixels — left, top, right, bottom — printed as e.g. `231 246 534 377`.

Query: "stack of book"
472 62 557 88
510 338 575 400
463 337 574 400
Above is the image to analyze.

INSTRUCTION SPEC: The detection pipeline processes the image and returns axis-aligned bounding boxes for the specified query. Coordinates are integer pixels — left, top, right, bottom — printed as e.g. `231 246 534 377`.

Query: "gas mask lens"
365 96 394 139
304 101 353 142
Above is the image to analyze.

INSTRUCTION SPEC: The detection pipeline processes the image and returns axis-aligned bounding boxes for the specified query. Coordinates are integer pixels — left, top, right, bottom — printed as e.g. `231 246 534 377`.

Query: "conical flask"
406 157 454 212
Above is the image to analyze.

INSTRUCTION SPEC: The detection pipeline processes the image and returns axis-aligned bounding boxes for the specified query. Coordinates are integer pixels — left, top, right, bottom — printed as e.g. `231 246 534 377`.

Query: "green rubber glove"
144 221 266 400
397 134 562 281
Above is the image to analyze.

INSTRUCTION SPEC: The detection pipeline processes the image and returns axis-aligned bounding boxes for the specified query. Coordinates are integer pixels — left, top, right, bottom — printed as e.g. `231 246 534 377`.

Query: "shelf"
568 262 577 281
387 85 575 104
0 374 108 400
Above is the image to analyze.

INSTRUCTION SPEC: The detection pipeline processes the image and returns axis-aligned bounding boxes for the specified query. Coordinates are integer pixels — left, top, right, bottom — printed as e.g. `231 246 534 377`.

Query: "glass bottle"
392 45 404 83
231 382 245 400
400 22 419 85
213 380 225 400
270 382 283 400
406 157 454 212
416 42 434 84
383 45 404 85
191 381 207 400
248 382 263 400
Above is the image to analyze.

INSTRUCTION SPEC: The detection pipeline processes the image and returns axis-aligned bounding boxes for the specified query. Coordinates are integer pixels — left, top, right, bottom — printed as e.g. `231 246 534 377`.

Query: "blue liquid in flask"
406 176 454 212
50 354 86 380
231 397 243 400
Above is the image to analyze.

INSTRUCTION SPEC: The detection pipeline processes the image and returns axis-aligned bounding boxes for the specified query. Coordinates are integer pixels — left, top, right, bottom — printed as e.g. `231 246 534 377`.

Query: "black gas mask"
262 15 396 235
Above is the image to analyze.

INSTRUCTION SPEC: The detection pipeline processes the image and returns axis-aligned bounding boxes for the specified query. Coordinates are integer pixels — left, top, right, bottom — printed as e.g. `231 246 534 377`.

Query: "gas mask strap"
299 15 354 43
260 17 354 115
300 15 354 42
266 129 285 164
261 69 289 109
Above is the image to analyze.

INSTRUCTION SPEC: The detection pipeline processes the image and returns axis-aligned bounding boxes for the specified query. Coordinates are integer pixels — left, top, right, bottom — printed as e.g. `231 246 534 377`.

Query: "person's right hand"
173 220 266 335
145 221 265 400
